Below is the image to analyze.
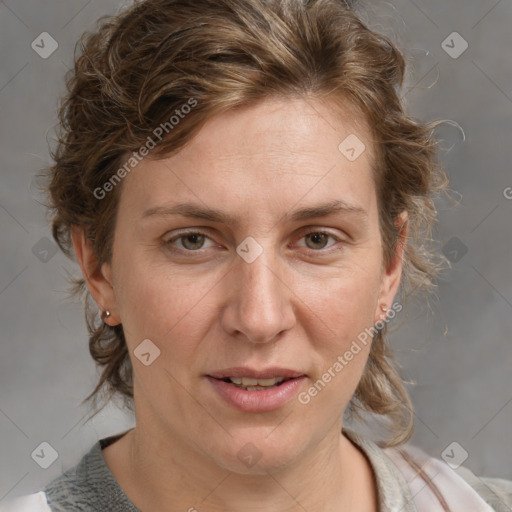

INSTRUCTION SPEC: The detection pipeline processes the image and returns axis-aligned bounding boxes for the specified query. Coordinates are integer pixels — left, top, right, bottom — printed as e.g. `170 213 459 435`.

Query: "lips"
206 367 307 412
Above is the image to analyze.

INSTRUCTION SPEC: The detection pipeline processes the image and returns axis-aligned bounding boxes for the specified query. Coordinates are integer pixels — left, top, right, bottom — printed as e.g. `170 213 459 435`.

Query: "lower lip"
206 376 306 412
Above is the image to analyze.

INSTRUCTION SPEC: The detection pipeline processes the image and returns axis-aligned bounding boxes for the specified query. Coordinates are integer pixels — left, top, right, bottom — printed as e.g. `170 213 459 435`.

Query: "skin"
72 96 408 512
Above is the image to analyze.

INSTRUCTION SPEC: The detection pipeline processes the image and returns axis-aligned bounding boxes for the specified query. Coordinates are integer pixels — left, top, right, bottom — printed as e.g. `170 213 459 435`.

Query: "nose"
220 244 296 344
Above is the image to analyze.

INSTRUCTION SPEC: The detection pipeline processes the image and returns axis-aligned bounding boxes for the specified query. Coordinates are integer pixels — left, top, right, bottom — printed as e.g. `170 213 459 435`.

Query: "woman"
3 0 511 510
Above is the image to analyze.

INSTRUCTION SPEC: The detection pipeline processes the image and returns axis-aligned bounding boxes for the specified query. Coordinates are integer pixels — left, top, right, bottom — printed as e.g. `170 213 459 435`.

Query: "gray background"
1 0 511 503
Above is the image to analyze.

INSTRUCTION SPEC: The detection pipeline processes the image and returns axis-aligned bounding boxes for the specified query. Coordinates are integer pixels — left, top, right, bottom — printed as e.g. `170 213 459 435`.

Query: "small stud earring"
380 305 388 312
101 310 111 321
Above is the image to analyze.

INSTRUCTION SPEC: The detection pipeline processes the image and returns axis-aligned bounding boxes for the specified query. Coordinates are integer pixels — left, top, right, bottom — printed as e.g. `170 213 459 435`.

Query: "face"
78 97 405 474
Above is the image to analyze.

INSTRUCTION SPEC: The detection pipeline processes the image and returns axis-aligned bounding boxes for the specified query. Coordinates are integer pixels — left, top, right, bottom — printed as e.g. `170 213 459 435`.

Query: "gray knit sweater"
44 432 139 512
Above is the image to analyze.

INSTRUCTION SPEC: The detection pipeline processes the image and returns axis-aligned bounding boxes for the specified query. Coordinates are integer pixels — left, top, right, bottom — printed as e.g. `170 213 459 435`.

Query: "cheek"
308 260 382 338
299 275 380 413
299 258 382 400
113 249 221 353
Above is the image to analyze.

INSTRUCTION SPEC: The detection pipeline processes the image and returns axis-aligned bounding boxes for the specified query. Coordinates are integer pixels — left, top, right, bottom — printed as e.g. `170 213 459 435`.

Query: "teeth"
229 377 285 387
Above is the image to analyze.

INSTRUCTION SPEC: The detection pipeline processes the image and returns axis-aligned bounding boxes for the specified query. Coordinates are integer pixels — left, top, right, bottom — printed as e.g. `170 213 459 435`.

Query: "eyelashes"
163 229 345 256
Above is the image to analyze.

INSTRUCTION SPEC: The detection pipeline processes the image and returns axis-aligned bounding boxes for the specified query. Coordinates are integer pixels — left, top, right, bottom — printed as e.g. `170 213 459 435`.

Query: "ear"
374 210 408 324
71 226 120 326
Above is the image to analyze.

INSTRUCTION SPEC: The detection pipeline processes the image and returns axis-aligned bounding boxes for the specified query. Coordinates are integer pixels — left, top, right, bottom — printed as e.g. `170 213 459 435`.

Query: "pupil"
308 233 327 249
183 234 204 250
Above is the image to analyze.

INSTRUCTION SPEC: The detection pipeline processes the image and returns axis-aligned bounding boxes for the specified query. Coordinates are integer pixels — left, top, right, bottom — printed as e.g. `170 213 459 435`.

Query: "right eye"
163 230 217 253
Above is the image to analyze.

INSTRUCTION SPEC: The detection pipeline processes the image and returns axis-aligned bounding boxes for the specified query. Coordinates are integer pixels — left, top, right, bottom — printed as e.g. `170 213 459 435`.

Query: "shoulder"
41 431 139 511
0 492 51 512
0 446 97 512
456 465 512 511
383 442 512 512
0 434 128 512
41 439 111 511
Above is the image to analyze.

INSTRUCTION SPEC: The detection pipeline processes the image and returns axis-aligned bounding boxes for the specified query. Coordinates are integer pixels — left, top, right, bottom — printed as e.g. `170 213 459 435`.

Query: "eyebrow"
141 199 367 225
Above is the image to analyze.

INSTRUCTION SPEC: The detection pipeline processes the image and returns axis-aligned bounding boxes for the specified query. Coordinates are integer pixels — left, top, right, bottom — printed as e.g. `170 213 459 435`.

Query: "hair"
45 0 450 447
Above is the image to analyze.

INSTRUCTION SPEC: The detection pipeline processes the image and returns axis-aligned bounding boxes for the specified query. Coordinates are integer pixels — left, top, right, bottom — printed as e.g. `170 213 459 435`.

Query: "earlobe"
71 226 120 325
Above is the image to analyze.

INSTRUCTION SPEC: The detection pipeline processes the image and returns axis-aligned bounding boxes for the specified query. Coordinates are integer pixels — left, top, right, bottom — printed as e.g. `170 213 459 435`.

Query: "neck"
104 421 378 512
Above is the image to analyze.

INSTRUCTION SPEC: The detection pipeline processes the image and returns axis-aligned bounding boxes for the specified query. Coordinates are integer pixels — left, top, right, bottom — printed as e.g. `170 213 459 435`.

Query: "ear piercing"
380 305 388 312
101 309 111 321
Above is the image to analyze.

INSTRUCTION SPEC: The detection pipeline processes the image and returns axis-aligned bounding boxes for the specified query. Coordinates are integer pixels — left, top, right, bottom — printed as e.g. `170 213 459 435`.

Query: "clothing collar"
91 428 416 512
343 428 417 512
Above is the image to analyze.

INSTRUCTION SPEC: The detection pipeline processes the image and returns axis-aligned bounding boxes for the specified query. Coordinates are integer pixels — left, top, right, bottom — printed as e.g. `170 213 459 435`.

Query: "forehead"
177 96 373 169
117 96 377 223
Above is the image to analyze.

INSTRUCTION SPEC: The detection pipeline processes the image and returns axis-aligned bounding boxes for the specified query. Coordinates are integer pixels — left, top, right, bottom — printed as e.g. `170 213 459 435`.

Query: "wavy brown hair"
45 0 449 447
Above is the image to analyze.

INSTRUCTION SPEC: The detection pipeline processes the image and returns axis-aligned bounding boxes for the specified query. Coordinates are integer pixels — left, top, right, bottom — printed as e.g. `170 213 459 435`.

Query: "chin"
206 429 306 475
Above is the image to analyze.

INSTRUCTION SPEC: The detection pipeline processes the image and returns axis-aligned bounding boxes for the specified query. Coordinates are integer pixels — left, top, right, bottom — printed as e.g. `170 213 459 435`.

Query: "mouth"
206 367 307 412
215 376 293 391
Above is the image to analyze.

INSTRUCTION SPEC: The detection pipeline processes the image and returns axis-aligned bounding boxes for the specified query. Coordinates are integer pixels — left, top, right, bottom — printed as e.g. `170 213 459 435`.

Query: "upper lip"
207 367 306 380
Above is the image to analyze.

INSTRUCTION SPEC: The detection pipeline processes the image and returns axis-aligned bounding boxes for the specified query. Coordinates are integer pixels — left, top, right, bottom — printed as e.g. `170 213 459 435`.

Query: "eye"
297 230 343 252
163 229 345 255
164 231 215 252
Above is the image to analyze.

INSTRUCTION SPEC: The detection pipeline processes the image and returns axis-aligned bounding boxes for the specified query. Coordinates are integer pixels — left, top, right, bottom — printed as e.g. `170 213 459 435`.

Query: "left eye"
164 230 342 253
299 231 340 251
